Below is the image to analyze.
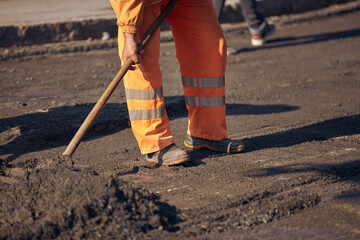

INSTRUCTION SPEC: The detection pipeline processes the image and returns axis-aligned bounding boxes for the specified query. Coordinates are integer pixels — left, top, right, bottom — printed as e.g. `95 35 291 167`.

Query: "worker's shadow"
0 96 299 163
248 159 360 184
185 114 360 166
231 28 360 54
246 157 360 205
0 103 130 163
243 114 360 152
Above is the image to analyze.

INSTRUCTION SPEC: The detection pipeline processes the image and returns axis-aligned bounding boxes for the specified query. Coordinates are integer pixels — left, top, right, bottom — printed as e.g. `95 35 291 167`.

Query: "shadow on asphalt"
248 159 360 184
247 158 360 203
1 101 358 166
185 114 360 166
233 28 360 54
0 96 298 162
0 103 129 162
226 103 299 115
334 191 360 202
243 114 360 152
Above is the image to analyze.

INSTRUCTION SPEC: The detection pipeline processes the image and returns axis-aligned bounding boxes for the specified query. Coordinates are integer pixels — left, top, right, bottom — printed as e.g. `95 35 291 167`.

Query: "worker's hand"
122 32 143 70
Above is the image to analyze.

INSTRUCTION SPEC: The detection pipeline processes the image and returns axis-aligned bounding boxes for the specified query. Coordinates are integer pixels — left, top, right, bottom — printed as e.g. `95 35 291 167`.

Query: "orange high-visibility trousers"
118 0 228 154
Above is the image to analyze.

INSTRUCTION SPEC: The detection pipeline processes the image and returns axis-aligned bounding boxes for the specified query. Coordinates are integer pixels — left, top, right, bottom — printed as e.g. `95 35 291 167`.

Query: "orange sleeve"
110 0 145 33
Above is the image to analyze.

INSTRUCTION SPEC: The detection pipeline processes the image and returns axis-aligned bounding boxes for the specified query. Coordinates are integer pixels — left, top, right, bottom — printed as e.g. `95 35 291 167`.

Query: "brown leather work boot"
145 144 190 166
184 134 245 153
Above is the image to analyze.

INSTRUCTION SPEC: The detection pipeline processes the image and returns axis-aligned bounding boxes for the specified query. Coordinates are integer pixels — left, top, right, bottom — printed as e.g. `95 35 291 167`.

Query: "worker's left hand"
122 32 143 70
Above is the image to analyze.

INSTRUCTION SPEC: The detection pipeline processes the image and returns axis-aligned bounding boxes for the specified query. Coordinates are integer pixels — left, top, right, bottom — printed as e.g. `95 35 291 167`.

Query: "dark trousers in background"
240 0 266 34
212 0 267 35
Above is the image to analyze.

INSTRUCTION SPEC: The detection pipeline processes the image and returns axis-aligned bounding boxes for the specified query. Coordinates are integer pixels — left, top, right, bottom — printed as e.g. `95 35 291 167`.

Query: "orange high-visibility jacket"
111 0 228 154
110 0 162 33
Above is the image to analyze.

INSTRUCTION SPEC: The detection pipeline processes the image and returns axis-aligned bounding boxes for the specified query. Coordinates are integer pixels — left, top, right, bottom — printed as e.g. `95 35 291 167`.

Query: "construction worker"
213 0 276 46
110 0 245 166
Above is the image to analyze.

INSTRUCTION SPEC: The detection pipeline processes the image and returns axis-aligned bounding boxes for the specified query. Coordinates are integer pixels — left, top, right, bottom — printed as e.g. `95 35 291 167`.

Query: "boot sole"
184 141 245 153
146 156 190 166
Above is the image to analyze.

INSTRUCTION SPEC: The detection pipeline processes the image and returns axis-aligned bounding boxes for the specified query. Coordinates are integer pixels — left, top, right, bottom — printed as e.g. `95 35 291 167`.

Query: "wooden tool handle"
62 58 133 157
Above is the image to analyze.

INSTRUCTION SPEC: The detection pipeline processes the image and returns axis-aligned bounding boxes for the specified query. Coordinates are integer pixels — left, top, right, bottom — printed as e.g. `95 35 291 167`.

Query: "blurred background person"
213 0 275 46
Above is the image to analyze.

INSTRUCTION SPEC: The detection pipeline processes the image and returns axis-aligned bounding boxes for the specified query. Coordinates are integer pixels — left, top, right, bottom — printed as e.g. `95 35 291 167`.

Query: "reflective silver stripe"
184 96 225 107
184 96 200 107
182 76 198 87
200 96 225 107
128 106 165 121
182 76 225 88
125 88 163 100
199 77 225 88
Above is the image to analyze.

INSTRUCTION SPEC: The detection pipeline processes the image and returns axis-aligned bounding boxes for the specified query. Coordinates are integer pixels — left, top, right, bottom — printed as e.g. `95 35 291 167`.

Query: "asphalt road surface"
1 10 359 239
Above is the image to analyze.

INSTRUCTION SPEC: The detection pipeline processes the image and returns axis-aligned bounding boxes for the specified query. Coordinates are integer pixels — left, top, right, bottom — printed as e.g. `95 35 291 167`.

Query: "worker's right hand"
122 32 142 70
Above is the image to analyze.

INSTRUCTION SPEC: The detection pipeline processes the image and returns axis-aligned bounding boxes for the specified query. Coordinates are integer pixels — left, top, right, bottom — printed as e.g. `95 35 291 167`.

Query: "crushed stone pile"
0 158 178 239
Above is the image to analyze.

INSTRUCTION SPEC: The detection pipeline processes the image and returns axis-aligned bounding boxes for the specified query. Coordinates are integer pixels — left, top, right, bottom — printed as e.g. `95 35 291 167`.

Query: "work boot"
145 144 190 166
184 134 245 153
251 23 276 47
